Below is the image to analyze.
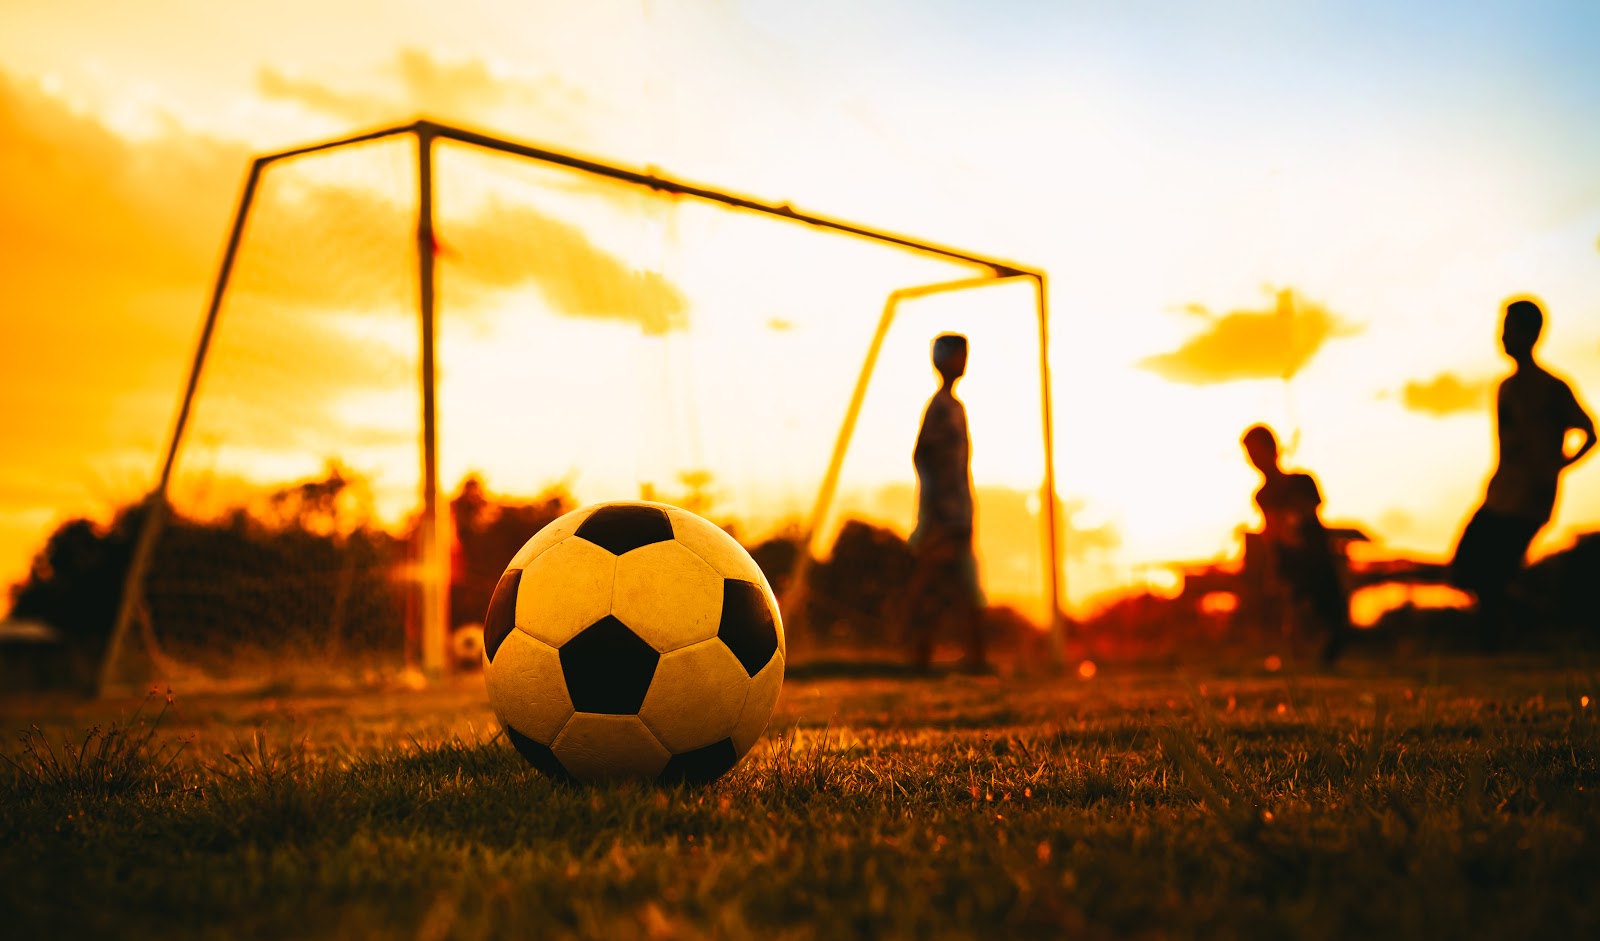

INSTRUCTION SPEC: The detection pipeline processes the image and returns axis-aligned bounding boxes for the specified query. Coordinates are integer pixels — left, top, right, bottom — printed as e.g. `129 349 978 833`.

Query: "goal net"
108 122 1059 689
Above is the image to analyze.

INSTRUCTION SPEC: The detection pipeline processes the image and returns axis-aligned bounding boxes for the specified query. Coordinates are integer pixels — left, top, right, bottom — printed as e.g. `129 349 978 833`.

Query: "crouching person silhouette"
1242 425 1353 664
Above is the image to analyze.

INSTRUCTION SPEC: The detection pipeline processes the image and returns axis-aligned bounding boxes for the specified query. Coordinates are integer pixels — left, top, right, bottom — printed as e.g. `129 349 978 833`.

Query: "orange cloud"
214 164 686 333
1140 288 1361 385
440 199 688 333
0 70 243 474
256 69 388 125
0 71 414 478
0 65 684 587
258 49 585 127
1394 371 1493 417
225 182 688 333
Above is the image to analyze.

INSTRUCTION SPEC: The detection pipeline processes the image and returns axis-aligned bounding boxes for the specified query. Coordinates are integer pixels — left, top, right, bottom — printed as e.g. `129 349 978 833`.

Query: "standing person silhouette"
1451 298 1594 648
1242 424 1353 664
904 333 987 673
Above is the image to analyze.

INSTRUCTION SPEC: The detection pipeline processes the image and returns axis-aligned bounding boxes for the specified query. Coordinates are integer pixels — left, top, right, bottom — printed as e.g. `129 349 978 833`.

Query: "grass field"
3 654 1598 940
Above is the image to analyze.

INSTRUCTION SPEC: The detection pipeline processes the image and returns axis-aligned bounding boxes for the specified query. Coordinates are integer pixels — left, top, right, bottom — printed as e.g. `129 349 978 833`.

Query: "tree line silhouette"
8 460 1598 692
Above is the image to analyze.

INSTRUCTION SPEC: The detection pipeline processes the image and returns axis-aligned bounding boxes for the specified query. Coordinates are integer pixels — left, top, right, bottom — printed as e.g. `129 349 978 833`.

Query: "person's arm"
1563 384 1596 468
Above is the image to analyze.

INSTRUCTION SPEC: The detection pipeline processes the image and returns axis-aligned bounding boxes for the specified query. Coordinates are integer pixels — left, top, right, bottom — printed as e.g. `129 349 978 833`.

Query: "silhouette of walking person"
1450 298 1594 648
903 333 987 673
1242 424 1353 664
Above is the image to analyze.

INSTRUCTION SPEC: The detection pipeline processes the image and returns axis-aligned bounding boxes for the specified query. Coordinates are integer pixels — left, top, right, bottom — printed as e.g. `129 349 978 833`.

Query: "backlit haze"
3 0 1599 617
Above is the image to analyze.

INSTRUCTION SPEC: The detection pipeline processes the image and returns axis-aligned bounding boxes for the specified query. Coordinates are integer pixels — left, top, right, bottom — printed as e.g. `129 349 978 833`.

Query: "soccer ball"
482 501 785 784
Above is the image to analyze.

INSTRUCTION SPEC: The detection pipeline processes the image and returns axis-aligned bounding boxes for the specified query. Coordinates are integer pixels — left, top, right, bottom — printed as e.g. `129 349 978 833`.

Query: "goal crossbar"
101 118 1064 694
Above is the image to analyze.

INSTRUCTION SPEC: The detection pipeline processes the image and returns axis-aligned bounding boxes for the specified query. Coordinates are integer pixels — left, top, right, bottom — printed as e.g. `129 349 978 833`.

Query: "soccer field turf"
3 656 1598 940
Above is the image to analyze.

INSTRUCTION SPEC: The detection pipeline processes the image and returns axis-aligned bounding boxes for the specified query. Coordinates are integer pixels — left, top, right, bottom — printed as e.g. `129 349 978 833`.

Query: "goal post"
782 274 1064 663
100 119 1063 695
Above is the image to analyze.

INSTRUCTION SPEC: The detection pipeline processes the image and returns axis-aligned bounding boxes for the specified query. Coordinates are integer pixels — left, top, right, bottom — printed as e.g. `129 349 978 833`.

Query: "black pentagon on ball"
718 579 779 677
574 504 674 555
482 569 522 663
504 726 573 783
659 738 739 786
559 615 661 714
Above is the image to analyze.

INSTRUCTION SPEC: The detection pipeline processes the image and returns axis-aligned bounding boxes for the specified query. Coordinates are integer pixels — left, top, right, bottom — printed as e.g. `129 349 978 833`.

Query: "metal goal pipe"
782 274 1065 659
100 159 267 695
104 119 1065 693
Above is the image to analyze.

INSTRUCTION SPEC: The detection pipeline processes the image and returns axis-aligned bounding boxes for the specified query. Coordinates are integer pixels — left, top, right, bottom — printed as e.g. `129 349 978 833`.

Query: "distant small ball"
451 623 485 670
482 501 784 784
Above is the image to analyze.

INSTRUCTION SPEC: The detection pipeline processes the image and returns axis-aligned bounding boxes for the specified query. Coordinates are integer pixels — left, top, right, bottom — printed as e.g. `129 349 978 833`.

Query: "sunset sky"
3 0 1599 616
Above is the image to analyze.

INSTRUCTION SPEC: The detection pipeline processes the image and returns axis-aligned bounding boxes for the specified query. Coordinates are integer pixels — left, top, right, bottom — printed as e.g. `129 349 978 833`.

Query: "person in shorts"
904 333 987 673
1451 298 1594 647
1242 424 1353 664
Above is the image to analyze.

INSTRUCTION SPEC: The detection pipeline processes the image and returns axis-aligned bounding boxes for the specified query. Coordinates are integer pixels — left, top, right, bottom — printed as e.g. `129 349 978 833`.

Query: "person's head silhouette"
1501 298 1544 364
932 333 968 385
1242 424 1280 476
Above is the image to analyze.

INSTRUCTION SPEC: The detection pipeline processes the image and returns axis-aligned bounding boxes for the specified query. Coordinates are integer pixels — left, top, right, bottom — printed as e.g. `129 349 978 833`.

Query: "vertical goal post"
100 118 1064 695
